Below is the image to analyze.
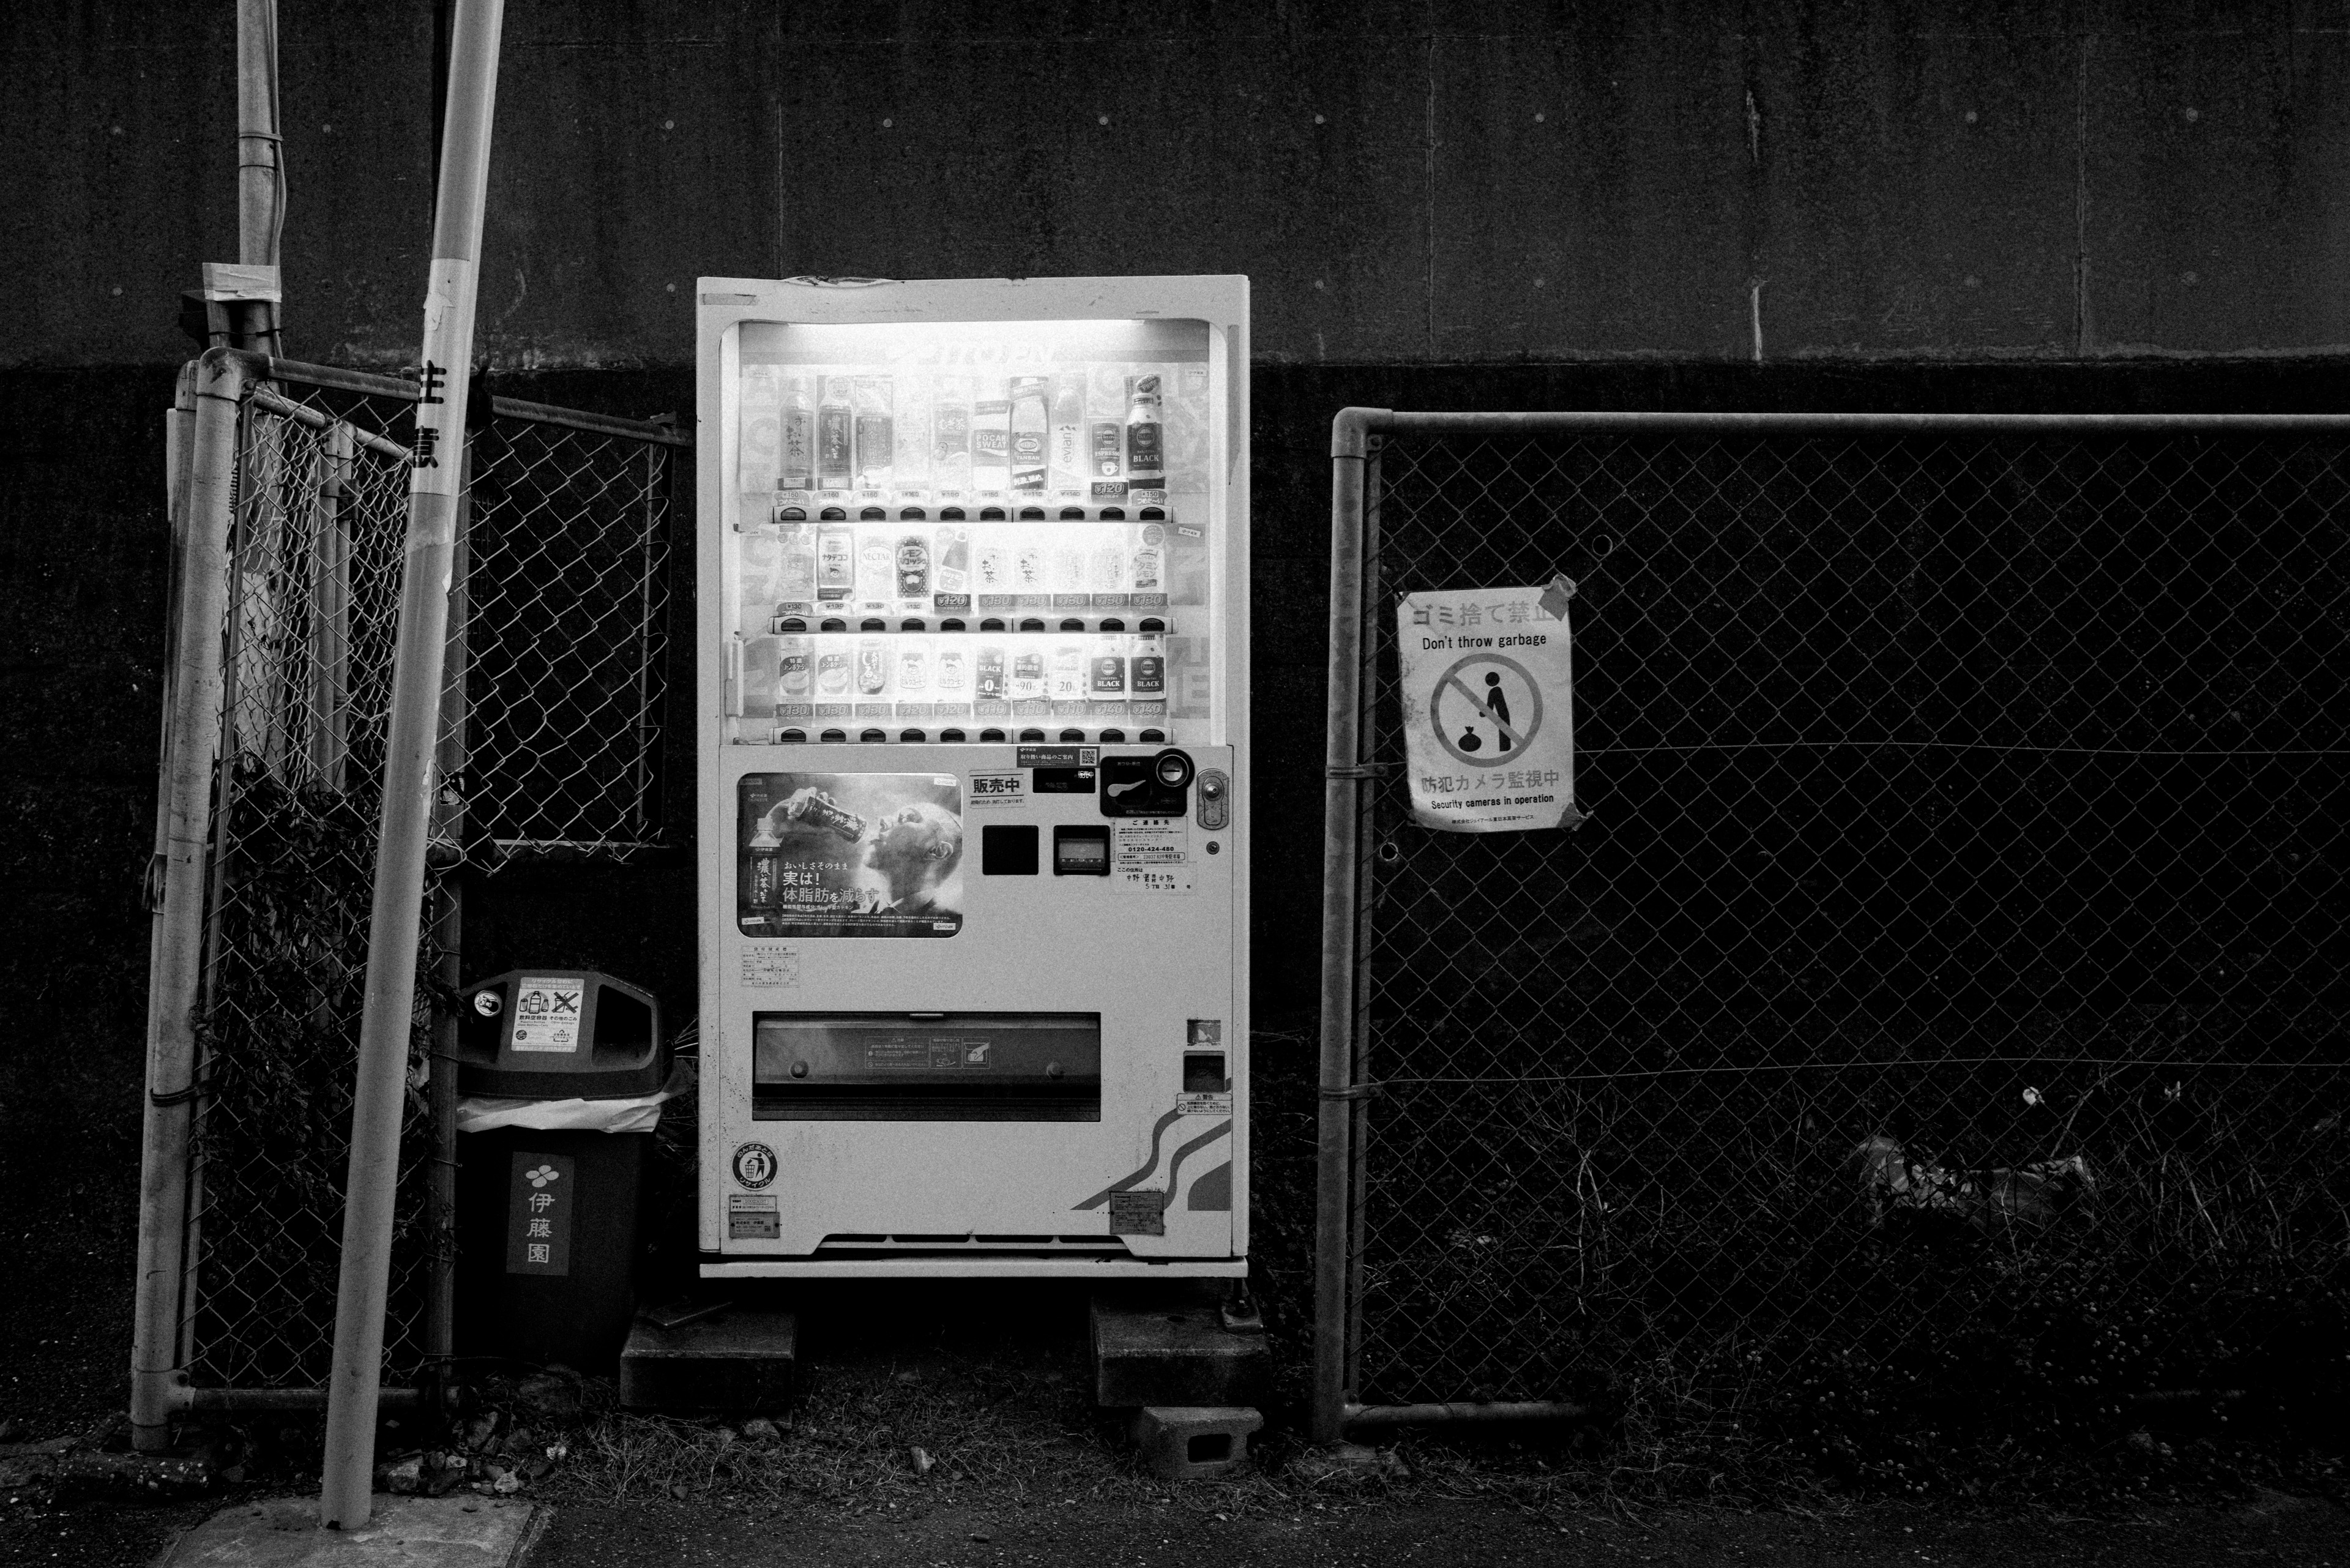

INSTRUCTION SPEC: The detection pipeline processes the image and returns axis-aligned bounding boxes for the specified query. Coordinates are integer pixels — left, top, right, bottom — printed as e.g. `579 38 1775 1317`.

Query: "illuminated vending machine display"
695 276 1248 1279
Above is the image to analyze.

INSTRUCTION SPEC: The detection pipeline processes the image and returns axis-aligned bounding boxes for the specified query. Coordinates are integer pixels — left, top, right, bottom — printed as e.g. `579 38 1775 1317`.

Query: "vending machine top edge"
695 275 1250 1279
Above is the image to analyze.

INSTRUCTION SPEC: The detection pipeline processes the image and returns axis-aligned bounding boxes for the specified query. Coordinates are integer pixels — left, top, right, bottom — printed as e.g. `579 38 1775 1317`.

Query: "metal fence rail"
1315 408 2350 1451
131 351 684 1440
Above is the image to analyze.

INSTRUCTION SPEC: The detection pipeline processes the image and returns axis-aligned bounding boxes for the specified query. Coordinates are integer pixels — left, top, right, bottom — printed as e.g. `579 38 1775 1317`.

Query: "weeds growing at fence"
1344 1025 2348 1503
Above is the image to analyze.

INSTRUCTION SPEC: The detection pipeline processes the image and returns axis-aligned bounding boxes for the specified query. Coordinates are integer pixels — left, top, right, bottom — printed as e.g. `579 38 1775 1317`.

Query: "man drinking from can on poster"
758 783 965 919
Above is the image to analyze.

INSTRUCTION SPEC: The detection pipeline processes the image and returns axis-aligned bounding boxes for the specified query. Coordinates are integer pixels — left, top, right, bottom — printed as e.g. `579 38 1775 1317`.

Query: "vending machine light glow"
695 276 1249 1279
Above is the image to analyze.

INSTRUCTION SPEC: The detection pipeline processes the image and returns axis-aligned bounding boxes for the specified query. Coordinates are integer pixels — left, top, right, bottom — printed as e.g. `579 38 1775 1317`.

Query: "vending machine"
694 275 1249 1279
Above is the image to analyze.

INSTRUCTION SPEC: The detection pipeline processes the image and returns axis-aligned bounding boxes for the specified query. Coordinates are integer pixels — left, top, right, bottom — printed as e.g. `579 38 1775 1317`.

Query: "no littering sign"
1395 580 1581 834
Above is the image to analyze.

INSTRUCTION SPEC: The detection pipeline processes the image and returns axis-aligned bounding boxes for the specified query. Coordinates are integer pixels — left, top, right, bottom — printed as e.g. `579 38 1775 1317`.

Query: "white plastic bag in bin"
457 1061 690 1135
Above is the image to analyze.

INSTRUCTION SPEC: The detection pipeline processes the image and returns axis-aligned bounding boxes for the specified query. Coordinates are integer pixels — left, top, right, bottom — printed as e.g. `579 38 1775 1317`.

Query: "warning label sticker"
510 976 584 1053
740 948 800 988
1111 818 1193 895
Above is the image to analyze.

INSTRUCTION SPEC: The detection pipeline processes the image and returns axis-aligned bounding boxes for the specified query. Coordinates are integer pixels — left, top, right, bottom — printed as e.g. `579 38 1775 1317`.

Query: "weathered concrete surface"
158 1495 540 1567
13 3 2350 369
1125 1405 1265 1481
1090 1293 1273 1410
619 1308 799 1413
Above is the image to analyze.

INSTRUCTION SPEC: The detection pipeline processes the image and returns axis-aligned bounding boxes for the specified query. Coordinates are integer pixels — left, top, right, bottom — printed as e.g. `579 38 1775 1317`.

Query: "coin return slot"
1183 1052 1227 1092
1053 825 1110 876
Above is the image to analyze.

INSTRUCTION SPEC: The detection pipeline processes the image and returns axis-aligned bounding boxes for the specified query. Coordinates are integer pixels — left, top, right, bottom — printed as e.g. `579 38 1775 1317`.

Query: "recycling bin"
455 969 666 1370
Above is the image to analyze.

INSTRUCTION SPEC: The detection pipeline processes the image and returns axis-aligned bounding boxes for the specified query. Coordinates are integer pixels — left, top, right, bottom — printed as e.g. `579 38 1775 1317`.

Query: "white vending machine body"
693 276 1249 1279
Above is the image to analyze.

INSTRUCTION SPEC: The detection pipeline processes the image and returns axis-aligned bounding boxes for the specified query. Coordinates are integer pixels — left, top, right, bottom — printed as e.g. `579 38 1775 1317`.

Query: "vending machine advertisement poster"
1397 585 1581 834
738 773 966 938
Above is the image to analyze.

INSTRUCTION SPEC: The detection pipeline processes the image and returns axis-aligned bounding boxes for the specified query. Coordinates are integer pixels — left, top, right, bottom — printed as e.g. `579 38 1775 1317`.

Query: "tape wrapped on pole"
318 0 504 1531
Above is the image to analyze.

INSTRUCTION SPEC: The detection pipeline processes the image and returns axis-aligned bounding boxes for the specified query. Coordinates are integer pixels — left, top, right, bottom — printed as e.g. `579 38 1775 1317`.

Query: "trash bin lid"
455 970 665 1100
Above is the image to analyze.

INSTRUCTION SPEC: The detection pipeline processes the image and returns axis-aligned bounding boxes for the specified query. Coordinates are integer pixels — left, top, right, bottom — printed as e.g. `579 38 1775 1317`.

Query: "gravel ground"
4 1487 2346 1568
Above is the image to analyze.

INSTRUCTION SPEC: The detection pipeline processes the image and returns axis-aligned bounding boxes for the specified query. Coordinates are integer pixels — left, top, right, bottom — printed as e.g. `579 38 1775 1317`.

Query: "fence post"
1345 438 1384 1403
311 420 354 790
1314 408 1389 1444
319 0 504 1526
130 348 251 1454
424 443 472 1408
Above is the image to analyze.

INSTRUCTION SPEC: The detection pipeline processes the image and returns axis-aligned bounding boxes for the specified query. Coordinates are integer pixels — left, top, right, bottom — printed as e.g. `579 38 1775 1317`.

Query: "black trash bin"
455 969 665 1371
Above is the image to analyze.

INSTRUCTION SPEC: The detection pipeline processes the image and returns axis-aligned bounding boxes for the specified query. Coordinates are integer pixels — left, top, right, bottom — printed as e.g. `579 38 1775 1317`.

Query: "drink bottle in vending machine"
933 517 971 613
1124 375 1165 495
972 379 1011 490
931 376 972 493
896 526 931 612
775 513 817 617
815 512 855 605
781 377 815 491
1050 375 1087 495
816 376 854 490
1009 376 1050 492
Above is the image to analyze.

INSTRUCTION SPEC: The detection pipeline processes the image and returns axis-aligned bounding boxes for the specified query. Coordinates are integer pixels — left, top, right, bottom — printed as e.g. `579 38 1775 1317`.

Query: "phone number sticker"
966 772 1026 808
1112 818 1194 894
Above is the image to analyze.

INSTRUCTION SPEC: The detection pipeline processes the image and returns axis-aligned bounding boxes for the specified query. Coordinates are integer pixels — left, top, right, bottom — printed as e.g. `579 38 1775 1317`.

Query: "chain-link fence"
1316 412 2350 1466
139 353 683 1411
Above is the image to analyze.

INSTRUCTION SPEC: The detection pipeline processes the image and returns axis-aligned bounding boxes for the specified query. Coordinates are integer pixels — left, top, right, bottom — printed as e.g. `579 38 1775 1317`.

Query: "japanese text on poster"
1396 584 1580 833
738 774 966 938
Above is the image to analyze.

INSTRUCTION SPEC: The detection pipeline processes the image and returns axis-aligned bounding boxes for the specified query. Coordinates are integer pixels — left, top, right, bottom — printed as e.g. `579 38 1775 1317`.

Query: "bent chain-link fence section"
1326 420 2350 1452
173 358 680 1394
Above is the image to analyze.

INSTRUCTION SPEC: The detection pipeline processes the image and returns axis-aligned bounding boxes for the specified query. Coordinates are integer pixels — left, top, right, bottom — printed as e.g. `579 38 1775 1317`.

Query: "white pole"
317 0 503 1528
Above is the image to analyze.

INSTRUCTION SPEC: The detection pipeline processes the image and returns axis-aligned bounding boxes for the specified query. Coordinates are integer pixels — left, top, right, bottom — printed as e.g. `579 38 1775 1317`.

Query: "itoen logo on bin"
506 1151 575 1275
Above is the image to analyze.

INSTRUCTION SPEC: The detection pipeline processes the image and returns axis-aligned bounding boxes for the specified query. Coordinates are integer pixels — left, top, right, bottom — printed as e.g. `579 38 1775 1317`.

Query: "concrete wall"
11 2 2350 371
9 2 2350 1406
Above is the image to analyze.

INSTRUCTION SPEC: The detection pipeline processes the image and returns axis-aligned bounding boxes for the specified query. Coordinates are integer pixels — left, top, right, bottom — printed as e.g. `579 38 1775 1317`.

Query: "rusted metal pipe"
235 0 284 353
1313 408 1392 1444
130 349 251 1455
177 1386 438 1415
1386 409 2350 436
1345 1399 1597 1431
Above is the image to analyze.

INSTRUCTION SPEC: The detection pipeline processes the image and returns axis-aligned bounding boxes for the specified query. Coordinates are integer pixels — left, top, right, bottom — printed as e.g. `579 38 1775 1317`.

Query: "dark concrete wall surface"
12 2 2350 370
7 2 2350 1415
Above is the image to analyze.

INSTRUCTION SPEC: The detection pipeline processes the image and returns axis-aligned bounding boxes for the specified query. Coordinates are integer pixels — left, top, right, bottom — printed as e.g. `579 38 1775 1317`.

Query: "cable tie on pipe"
1326 763 1392 780
150 1076 211 1109
1317 1082 1384 1102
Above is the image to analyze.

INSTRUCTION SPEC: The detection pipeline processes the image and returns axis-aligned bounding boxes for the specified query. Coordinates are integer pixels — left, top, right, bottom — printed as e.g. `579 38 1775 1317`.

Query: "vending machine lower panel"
699 744 1245 1280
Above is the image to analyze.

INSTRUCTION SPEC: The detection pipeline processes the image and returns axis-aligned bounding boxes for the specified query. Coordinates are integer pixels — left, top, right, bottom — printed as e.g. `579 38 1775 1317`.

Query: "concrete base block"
157 1494 540 1566
1128 1405 1264 1482
1089 1288 1272 1409
619 1307 796 1413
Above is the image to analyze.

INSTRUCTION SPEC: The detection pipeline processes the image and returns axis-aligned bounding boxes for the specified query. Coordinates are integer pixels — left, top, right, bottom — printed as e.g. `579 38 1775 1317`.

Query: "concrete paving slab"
157 1495 542 1567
